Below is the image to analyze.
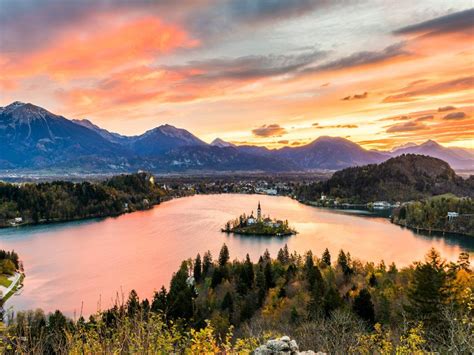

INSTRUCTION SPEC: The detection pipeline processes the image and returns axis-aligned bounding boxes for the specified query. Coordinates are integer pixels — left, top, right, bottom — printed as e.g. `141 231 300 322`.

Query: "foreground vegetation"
0 250 21 305
392 195 474 236
0 173 166 228
1 246 472 353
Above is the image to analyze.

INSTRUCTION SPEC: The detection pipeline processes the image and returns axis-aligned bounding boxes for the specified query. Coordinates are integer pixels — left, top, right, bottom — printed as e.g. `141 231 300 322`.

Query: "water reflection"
0 194 472 316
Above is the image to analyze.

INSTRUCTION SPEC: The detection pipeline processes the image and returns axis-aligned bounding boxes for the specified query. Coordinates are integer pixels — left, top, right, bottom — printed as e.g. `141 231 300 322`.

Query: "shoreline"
2 192 471 238
0 272 24 305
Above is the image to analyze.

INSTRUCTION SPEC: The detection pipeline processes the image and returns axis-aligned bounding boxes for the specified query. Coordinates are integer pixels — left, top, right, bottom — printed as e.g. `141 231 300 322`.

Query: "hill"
295 154 473 203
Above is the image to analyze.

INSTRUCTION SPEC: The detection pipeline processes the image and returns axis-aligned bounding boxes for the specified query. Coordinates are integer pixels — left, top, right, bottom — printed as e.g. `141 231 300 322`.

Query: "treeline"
0 250 19 276
295 154 474 204
2 246 472 353
0 173 166 227
392 196 474 236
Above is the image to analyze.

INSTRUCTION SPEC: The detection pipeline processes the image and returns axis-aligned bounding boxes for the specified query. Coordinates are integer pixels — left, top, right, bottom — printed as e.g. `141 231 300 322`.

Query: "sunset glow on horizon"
1 1 473 150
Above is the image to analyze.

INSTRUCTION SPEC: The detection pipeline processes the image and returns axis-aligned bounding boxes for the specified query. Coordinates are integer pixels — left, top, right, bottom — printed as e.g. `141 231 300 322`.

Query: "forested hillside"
392 195 474 236
2 246 472 353
296 154 473 203
0 173 165 227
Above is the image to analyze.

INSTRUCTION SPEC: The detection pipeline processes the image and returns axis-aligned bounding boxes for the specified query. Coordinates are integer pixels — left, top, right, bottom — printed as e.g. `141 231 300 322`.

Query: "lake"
0 194 473 317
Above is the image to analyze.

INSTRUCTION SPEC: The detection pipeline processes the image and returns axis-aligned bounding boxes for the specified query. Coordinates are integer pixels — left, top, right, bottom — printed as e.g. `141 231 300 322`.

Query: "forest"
392 195 474 236
1 245 472 353
295 155 474 204
0 173 166 227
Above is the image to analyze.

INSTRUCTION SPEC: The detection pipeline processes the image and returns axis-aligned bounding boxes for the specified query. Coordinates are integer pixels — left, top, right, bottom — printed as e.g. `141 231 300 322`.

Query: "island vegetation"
392 195 474 236
1 245 472 353
222 202 296 236
0 173 166 228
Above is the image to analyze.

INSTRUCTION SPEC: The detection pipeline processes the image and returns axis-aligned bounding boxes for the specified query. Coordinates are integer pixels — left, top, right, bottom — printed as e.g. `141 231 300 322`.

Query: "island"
222 202 297 236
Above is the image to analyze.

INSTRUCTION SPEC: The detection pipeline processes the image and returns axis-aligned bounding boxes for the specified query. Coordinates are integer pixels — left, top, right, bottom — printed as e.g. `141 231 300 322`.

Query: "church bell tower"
257 201 262 221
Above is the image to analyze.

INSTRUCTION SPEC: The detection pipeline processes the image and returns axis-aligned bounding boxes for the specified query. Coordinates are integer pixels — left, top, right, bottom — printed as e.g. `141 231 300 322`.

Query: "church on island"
222 202 296 236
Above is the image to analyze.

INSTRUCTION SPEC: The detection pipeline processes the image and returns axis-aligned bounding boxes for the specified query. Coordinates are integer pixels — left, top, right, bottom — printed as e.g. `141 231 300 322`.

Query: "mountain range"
1 102 472 173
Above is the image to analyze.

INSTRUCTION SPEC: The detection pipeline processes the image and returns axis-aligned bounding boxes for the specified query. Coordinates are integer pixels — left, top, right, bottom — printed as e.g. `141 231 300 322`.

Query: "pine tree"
264 261 275 289
194 253 202 282
353 288 375 324
368 272 377 287
218 244 230 266
337 249 352 276
151 286 168 314
203 250 212 275
126 289 140 318
322 248 331 267
404 248 448 327
221 291 234 314
244 254 254 287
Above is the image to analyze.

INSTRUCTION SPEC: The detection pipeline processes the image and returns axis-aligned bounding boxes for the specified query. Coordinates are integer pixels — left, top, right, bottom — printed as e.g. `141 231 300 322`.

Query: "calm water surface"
0 194 473 316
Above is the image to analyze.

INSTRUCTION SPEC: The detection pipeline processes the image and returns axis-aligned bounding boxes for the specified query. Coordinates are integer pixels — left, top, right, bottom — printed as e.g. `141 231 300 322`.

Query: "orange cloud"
1 15 198 81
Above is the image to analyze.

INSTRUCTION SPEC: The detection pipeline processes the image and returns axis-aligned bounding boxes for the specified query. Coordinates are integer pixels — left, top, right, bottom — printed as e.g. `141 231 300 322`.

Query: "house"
14 217 22 223
373 201 391 209
320 194 327 201
447 212 459 221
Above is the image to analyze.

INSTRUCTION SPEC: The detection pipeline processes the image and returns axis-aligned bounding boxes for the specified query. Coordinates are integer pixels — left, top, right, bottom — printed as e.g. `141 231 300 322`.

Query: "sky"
0 0 473 150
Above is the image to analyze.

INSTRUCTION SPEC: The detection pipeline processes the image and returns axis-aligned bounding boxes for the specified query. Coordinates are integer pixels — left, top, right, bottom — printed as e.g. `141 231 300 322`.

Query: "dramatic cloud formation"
0 2 473 150
252 124 287 137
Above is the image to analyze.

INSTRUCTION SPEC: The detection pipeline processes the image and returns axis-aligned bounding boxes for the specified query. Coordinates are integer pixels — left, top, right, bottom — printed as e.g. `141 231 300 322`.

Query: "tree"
337 250 352 276
264 262 275 289
168 261 194 320
151 286 168 314
353 288 375 324
404 248 448 327
322 248 331 267
218 244 230 267
244 254 254 288
126 289 140 317
203 250 212 276
368 273 377 287
194 253 202 282
221 292 234 314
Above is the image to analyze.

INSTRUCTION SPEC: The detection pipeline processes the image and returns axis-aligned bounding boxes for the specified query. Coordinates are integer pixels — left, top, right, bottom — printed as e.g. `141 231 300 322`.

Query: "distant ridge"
1 102 472 173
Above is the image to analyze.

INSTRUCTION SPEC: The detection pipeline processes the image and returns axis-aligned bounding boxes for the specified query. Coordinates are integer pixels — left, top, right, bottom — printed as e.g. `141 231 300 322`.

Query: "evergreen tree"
368 273 377 287
193 253 202 282
221 291 234 314
151 286 168 314
202 250 212 275
405 248 448 327
264 261 275 289
168 261 194 320
353 288 375 324
126 289 140 318
322 248 331 267
244 254 254 288
218 244 230 267
337 250 352 276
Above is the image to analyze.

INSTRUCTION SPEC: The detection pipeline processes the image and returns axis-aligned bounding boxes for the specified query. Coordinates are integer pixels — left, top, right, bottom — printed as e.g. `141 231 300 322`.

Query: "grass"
0 274 12 288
